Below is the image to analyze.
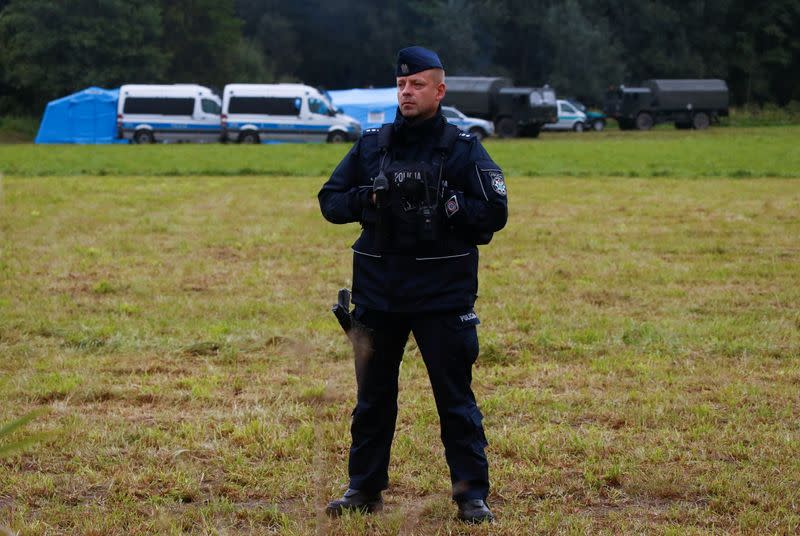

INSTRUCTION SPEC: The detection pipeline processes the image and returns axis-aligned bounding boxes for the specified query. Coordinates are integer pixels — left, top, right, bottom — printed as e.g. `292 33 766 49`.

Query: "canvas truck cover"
643 79 729 111
443 77 512 117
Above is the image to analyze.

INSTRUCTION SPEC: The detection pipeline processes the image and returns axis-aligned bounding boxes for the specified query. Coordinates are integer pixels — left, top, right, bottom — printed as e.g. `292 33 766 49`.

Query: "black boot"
325 488 383 517
457 498 494 523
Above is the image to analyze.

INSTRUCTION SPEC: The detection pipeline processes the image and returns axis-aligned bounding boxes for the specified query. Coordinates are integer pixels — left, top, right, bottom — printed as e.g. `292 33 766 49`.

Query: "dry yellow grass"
1 162 799 534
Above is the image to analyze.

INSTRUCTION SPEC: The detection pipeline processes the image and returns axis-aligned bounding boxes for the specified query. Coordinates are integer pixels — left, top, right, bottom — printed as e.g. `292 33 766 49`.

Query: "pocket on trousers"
443 311 480 365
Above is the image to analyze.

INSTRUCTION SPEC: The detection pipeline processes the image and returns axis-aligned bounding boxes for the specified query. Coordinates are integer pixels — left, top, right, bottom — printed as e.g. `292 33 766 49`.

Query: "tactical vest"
372 123 461 253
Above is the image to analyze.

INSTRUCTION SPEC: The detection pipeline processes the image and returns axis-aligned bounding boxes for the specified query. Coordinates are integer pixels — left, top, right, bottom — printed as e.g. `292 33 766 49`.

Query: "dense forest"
1 0 798 114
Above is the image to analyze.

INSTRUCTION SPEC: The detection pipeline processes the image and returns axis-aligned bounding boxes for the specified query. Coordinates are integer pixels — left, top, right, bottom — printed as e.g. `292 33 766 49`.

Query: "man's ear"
436 83 447 102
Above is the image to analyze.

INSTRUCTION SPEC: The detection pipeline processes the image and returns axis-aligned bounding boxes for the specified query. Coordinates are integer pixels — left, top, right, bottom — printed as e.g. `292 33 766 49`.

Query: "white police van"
117 85 222 143
221 84 361 143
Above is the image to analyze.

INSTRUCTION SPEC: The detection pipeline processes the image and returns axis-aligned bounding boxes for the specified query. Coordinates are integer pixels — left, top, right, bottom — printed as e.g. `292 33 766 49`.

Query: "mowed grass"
1 126 800 179
1 128 800 534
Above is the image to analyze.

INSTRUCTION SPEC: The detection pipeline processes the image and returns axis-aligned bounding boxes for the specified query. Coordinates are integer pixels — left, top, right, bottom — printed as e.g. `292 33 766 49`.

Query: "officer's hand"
371 193 376 205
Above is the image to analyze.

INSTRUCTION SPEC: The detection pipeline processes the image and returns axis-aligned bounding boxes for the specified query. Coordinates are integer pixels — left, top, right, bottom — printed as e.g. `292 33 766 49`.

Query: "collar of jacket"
392 105 446 144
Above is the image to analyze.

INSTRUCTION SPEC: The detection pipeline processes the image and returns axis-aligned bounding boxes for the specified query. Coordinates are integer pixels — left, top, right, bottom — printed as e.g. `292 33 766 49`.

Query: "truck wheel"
573 122 585 133
239 131 259 144
133 129 154 144
468 127 486 140
327 131 347 143
592 119 605 132
495 117 518 138
635 112 654 130
692 112 710 130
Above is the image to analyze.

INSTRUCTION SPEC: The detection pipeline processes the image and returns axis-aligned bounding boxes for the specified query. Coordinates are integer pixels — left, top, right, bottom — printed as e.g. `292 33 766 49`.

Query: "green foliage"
0 115 38 142
1 1 800 114
161 0 243 88
724 103 800 126
540 0 627 103
0 0 167 114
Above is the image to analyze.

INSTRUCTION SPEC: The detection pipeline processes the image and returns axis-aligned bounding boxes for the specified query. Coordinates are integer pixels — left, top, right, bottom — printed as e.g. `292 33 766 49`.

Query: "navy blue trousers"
347 306 490 501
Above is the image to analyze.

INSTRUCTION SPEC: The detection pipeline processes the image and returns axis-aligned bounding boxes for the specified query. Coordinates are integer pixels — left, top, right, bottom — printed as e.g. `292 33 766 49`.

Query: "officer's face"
397 69 446 121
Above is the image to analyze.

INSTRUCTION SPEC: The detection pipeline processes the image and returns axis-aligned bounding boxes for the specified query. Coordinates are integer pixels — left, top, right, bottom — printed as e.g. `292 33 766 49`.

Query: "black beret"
395 46 443 77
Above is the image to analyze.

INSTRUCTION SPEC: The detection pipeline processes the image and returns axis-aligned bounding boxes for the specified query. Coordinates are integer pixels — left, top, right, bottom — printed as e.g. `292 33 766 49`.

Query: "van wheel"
468 127 486 140
133 130 154 144
495 117 517 138
592 119 605 132
573 122 585 133
327 131 347 143
239 131 259 144
692 112 710 130
635 112 654 130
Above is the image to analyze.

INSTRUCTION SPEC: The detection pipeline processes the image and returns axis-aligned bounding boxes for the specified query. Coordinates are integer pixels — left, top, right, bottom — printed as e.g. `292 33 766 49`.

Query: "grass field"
1 128 799 534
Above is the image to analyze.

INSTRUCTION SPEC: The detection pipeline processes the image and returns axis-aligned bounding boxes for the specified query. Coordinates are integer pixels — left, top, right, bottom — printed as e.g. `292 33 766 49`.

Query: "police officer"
318 46 508 523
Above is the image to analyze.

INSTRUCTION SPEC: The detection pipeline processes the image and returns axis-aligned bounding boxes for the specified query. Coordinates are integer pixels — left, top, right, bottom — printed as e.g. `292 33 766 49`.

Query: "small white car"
542 99 588 132
442 106 494 139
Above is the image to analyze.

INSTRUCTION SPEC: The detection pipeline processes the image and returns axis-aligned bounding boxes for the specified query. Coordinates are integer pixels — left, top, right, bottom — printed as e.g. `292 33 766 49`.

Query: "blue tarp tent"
35 87 125 144
328 87 398 129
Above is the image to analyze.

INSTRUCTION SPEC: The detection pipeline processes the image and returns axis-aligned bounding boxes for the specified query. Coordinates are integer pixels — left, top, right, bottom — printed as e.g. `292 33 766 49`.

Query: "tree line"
1 0 798 115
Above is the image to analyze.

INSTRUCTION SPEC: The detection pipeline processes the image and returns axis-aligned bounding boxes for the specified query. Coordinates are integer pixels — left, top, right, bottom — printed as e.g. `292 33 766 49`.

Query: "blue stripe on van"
121 122 221 130
227 122 330 132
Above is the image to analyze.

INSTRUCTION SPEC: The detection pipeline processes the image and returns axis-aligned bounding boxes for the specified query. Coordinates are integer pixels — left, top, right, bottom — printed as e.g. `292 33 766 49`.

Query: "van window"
442 108 458 119
228 97 300 115
123 97 195 115
308 98 331 115
201 99 221 114
561 102 577 114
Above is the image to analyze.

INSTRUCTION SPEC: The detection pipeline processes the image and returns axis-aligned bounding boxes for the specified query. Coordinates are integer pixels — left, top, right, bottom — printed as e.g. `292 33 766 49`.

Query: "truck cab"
442 77 558 138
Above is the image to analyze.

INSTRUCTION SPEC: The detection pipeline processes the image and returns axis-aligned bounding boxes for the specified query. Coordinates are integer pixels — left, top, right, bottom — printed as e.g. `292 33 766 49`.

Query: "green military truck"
604 79 729 130
442 76 558 138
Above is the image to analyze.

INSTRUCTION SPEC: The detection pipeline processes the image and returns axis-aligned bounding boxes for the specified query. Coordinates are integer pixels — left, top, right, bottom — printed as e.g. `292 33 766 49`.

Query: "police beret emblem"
490 172 506 196
400 63 409 74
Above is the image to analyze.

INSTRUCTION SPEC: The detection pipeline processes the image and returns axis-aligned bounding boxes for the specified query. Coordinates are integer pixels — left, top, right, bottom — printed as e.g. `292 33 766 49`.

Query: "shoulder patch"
362 128 381 137
457 131 473 140
489 171 506 196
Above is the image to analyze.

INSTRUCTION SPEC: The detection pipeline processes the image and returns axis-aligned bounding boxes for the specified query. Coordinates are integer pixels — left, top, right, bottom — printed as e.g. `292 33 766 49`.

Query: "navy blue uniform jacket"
318 109 508 312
